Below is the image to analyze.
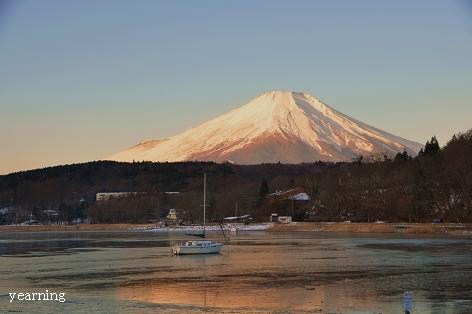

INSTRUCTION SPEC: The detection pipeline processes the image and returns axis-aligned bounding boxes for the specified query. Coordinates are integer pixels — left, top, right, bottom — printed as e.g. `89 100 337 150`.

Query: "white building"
96 192 143 201
277 216 292 224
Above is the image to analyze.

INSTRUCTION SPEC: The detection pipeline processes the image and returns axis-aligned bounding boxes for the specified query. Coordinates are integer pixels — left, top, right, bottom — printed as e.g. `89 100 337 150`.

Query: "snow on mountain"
107 91 423 164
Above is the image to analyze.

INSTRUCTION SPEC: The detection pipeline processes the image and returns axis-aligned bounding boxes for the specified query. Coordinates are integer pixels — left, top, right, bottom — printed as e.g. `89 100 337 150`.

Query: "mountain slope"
108 91 423 163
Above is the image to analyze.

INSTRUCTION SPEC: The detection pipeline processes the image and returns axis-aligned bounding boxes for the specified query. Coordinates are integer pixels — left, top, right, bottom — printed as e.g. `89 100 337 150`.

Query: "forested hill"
0 160 327 198
0 130 471 223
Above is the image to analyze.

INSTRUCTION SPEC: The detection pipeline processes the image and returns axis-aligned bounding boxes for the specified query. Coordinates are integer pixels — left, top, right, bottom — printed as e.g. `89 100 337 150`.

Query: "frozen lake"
1 231 471 313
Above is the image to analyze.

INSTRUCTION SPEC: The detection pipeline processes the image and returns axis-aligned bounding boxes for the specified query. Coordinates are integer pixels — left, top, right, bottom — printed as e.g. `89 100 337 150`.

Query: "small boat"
171 240 223 255
172 173 224 255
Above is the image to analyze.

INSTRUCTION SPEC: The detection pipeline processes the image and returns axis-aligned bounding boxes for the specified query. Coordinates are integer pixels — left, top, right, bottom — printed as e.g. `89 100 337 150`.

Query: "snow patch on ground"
131 223 273 232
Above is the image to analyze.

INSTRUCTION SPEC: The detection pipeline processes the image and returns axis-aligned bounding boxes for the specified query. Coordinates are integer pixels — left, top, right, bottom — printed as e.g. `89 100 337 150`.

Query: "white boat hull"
172 242 223 255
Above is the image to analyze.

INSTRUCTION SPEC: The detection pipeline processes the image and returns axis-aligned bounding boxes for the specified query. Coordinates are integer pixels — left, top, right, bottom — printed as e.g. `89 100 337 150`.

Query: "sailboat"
171 173 224 255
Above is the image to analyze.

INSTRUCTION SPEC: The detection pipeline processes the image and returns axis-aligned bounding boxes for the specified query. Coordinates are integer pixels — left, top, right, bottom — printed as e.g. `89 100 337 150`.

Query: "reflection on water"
0 231 471 313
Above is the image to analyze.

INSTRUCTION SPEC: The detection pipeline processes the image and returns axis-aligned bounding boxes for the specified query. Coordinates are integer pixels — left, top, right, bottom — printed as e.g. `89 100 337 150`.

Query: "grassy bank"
269 222 472 235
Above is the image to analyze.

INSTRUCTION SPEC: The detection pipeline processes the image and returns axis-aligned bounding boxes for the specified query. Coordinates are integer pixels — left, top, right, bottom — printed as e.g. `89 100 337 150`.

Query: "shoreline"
0 222 471 235
0 223 149 233
269 222 472 235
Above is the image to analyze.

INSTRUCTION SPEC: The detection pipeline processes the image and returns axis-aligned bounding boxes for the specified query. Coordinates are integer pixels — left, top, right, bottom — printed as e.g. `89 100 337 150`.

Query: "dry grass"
269 222 472 235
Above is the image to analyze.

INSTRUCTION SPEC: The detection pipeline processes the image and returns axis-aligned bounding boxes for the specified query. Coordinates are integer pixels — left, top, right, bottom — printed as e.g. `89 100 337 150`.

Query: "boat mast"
203 172 206 235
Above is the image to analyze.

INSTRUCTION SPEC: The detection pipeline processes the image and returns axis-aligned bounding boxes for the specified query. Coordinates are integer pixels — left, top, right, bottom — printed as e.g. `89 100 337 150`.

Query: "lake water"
0 231 471 313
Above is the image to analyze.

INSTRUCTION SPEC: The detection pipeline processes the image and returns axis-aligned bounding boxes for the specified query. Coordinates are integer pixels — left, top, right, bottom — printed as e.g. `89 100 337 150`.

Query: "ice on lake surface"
0 231 471 313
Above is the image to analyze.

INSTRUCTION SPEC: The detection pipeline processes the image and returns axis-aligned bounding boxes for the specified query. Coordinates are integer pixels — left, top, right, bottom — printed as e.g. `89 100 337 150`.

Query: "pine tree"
259 180 269 200
394 150 410 162
424 136 440 156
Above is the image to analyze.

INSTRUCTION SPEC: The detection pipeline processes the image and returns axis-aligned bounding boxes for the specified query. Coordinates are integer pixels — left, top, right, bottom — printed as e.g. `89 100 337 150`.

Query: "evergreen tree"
423 136 440 156
259 180 269 200
394 150 410 162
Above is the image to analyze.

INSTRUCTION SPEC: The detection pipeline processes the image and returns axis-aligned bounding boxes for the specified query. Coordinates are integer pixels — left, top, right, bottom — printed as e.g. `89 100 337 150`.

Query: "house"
269 213 292 224
223 214 253 224
265 188 311 221
267 187 310 202
43 209 59 224
96 192 144 201
166 208 178 221
277 216 292 224
161 208 185 226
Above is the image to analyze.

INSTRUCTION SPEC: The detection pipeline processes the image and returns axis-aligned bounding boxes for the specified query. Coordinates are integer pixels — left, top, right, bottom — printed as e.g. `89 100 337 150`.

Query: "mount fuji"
107 91 422 164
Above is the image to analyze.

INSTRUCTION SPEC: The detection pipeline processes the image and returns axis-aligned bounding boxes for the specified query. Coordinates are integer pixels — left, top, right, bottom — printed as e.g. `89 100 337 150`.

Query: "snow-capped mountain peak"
107 91 422 164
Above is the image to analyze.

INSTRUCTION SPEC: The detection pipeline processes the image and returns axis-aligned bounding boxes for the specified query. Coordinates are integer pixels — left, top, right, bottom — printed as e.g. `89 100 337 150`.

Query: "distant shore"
0 223 148 233
269 222 472 235
0 222 471 235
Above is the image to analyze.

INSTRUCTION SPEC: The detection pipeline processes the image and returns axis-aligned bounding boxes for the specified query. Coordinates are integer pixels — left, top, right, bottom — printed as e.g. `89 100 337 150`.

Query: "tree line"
0 129 471 224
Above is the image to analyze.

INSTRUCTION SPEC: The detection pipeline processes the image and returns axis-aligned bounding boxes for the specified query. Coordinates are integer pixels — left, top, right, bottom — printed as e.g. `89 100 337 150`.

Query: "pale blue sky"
1 0 471 174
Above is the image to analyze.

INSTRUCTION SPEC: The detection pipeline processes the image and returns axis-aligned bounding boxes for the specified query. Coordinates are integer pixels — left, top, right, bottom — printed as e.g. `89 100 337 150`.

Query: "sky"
0 0 471 174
